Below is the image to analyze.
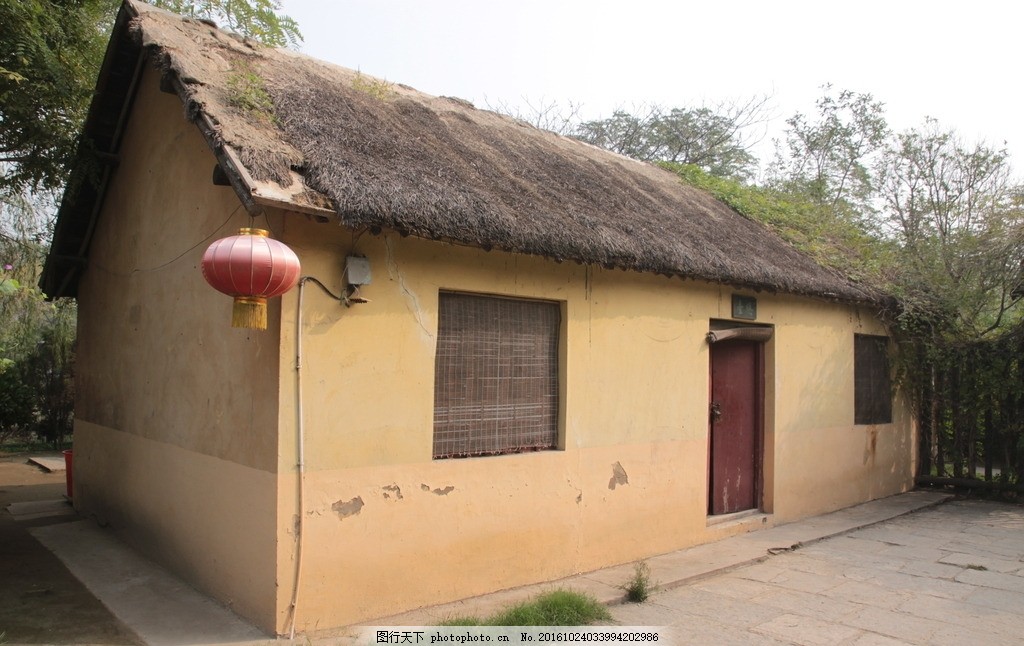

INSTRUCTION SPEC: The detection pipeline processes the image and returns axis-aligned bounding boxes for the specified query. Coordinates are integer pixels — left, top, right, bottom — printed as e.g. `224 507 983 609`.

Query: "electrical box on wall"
344 256 371 286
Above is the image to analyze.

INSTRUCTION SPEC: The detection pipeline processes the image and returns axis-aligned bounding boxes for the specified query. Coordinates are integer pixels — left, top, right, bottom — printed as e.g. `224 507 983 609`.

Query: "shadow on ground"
0 456 141 645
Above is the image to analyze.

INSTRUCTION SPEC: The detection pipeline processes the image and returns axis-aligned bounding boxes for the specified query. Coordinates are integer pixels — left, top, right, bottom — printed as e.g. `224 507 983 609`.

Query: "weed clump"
620 561 654 603
226 61 277 124
352 72 394 101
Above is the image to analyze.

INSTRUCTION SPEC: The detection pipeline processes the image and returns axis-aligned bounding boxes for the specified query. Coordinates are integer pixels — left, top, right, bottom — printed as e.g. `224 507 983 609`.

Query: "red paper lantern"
201 228 301 330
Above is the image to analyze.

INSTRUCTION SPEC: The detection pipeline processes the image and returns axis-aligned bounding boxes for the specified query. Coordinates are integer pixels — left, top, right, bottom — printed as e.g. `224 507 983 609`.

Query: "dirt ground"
0 454 141 645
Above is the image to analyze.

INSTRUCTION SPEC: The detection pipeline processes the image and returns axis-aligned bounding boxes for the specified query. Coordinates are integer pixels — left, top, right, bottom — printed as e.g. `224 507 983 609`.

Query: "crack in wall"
384 235 433 341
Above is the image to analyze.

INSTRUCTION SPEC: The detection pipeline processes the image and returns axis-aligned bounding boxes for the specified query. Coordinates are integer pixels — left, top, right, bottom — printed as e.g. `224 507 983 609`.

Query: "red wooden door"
709 340 762 515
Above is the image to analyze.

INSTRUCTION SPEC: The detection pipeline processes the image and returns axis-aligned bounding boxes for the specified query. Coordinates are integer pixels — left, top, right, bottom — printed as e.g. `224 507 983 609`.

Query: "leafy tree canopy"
0 0 115 196
573 98 770 181
876 120 1023 339
766 85 889 219
0 0 301 201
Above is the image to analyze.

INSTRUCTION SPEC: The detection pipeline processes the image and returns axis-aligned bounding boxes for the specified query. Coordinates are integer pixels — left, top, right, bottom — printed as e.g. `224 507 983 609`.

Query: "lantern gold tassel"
232 296 268 330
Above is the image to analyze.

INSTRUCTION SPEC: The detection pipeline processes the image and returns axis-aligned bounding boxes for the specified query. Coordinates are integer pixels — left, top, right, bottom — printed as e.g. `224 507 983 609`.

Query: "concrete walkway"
0 456 141 645
26 489 990 645
610 497 1024 645
31 520 268 645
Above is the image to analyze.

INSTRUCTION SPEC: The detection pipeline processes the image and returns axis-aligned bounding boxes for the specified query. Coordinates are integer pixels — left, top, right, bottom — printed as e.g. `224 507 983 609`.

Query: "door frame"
707 322 770 517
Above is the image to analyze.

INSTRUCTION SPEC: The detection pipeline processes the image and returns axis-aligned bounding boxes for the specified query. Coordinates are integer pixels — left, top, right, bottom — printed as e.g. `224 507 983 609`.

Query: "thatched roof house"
41 2 912 636
43 0 873 304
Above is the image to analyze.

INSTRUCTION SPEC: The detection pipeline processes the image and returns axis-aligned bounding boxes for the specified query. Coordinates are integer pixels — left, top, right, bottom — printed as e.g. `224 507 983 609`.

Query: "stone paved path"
609 500 1024 645
17 484 1023 645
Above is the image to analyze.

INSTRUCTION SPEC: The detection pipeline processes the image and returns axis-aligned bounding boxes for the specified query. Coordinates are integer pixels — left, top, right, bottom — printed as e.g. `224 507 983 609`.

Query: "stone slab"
27 456 66 472
5 499 75 521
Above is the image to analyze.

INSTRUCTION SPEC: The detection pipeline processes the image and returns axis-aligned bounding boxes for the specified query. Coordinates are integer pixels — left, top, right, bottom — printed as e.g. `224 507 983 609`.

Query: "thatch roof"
42 0 880 304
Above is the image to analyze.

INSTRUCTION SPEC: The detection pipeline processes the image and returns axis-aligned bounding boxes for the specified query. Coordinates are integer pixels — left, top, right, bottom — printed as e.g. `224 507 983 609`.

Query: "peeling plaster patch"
332 496 365 519
608 462 629 490
384 236 433 341
421 484 455 496
382 484 404 501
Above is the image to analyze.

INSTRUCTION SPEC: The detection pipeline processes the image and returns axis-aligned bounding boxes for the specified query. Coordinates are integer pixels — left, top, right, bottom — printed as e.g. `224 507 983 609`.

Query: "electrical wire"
300 275 343 301
286 275 343 640
89 204 243 276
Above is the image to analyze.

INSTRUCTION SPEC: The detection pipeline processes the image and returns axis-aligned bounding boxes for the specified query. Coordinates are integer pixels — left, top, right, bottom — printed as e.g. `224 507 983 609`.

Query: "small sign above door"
732 294 757 320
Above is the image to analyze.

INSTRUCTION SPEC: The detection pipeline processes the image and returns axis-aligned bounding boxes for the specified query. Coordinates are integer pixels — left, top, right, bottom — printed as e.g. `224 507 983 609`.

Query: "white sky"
285 0 1023 175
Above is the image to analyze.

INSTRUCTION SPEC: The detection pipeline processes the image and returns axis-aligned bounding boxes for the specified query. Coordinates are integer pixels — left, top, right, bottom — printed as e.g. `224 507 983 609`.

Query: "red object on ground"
200 228 301 330
63 449 73 499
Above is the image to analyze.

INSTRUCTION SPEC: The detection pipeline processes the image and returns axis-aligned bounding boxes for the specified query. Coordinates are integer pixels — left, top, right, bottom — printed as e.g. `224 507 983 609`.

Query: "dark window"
433 292 560 459
854 334 892 424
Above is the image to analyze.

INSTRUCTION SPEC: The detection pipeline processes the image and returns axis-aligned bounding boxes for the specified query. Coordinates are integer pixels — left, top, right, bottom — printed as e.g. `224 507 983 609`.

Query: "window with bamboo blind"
854 334 892 424
433 292 560 459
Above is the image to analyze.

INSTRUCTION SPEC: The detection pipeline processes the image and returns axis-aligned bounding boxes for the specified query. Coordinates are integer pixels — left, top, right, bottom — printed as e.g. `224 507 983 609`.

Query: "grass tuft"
226 61 277 124
440 589 610 626
439 616 482 626
352 72 394 101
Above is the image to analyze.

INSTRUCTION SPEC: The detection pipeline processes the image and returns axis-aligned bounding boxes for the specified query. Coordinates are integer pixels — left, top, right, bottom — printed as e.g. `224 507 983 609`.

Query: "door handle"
710 401 722 423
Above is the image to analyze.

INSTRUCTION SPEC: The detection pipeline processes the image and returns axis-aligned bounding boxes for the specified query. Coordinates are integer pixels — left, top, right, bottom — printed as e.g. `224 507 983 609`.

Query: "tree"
873 121 1024 483
20 299 76 447
0 0 115 197
0 364 36 444
877 119 1021 337
0 249 76 448
573 106 658 160
768 86 888 216
153 0 301 47
1 191 76 447
485 96 583 136
0 0 301 203
572 96 771 181
0 190 57 352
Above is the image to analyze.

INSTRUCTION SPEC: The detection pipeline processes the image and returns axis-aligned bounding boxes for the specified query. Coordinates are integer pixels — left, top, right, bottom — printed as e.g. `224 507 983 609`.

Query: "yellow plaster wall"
768 308 916 518
273 220 915 631
74 421 278 627
72 65 280 632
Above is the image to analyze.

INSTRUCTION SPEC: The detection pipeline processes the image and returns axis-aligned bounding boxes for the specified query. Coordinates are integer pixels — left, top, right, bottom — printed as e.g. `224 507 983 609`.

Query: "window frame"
854 333 893 425
432 291 562 459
